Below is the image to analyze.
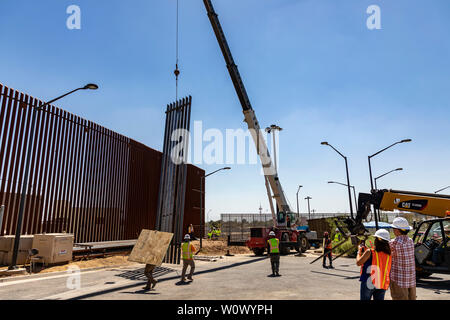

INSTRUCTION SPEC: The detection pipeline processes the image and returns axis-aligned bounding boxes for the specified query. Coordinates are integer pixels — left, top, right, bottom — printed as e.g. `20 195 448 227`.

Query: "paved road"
0 254 448 300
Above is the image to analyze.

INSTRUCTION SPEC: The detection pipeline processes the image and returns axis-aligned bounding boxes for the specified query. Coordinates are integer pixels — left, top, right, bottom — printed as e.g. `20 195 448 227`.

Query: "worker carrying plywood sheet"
128 229 174 290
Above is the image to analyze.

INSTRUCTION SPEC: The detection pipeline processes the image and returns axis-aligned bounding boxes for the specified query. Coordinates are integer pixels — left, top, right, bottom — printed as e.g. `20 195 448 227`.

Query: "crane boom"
203 0 292 226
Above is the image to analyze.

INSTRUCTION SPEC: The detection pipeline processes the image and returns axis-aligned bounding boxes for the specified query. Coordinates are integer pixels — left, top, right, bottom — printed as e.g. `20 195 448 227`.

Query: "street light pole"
321 142 354 219
368 139 411 230
199 167 231 249
374 168 403 190
9 84 99 270
435 186 450 194
265 124 283 173
296 185 303 219
327 181 358 212
305 196 312 220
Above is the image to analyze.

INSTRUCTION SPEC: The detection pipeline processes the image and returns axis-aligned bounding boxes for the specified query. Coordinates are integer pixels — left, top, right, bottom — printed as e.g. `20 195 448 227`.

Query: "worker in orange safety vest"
323 231 333 269
356 229 392 300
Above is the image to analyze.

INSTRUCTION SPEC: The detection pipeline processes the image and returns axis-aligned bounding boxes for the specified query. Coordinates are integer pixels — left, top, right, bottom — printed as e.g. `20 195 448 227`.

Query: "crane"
203 0 294 228
202 0 308 254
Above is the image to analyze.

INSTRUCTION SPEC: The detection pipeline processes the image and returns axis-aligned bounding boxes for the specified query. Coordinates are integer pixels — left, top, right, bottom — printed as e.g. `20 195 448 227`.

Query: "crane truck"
202 0 309 255
329 189 450 277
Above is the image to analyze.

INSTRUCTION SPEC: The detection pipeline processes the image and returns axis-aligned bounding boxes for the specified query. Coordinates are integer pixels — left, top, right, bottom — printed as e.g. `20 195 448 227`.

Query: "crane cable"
174 0 180 101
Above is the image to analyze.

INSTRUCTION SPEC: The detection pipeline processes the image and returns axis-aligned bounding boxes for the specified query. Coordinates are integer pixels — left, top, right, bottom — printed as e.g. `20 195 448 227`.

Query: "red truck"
246 226 309 255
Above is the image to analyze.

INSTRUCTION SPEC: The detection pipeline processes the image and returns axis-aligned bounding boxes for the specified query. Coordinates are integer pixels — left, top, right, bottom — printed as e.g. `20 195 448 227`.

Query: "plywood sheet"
128 229 173 266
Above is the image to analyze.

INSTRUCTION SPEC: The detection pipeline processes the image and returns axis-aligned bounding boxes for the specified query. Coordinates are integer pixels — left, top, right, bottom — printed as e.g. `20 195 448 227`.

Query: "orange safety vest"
182 242 194 260
325 238 332 250
360 250 392 290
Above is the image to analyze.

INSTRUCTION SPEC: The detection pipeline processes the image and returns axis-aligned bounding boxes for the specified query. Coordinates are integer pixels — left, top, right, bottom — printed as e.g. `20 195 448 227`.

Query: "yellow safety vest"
268 238 280 254
182 242 193 260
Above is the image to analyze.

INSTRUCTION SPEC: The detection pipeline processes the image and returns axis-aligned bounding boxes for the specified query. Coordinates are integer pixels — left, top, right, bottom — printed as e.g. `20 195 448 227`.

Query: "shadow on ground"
68 256 267 300
116 266 177 281
417 277 450 292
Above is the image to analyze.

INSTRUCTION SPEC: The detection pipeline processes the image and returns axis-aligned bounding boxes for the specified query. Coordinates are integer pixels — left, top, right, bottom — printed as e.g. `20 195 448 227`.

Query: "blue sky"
1 0 449 220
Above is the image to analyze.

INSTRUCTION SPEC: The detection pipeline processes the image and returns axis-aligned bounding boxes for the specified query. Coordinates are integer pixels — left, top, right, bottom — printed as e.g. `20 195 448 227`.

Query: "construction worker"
267 231 280 276
334 228 342 242
322 231 333 269
389 217 416 300
207 228 213 240
143 264 157 291
356 229 392 300
181 234 196 283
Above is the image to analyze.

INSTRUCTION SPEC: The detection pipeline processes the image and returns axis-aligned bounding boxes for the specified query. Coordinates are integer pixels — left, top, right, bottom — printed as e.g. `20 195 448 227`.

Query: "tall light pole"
296 185 303 219
199 167 231 249
9 84 98 270
305 196 312 220
328 181 358 212
368 139 411 230
374 168 403 190
321 142 354 219
265 124 282 173
435 186 450 194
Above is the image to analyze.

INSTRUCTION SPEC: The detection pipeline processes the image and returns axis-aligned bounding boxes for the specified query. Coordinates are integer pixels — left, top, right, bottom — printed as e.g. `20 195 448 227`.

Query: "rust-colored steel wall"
0 84 203 242
183 164 205 239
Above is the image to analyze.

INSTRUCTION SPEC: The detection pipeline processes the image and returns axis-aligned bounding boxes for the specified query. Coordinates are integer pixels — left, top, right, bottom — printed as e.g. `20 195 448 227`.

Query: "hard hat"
335 228 339 232
184 234 190 240
391 217 412 230
269 231 275 236
374 229 390 242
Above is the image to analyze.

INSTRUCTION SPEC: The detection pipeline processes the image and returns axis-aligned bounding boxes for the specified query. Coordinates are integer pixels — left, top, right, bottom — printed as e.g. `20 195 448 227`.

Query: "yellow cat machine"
311 189 450 278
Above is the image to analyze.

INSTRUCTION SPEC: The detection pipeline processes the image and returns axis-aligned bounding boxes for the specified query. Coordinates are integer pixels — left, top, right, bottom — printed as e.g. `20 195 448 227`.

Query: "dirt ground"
0 255 136 276
191 238 252 256
37 255 136 273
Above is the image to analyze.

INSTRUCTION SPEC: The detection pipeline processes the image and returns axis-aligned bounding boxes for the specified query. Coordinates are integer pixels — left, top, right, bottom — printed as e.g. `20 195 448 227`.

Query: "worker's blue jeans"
360 280 386 300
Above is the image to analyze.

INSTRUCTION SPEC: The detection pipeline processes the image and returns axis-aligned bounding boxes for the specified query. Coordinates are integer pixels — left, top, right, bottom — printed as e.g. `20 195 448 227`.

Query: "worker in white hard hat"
356 229 392 300
334 227 342 242
267 231 281 276
181 234 196 283
389 217 416 300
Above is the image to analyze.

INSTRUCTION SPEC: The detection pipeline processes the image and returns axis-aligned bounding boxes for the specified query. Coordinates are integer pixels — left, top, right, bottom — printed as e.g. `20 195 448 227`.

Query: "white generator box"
0 235 34 266
32 233 74 266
